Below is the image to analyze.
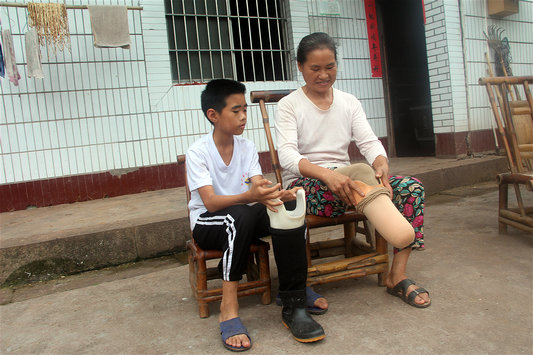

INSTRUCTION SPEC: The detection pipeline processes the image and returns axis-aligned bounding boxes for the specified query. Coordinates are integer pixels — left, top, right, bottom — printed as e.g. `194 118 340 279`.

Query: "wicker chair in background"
479 76 533 234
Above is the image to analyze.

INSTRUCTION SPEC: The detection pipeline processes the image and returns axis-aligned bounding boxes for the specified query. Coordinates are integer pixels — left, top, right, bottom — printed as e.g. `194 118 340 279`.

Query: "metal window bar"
273 0 285 80
234 0 246 81
245 1 257 82
182 0 193 81
264 0 275 80
169 1 181 86
204 0 214 81
192 1 203 81
225 1 237 81
254 0 266 81
214 0 226 79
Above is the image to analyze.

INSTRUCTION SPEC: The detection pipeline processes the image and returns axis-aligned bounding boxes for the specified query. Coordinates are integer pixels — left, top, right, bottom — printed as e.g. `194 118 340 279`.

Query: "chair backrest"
250 90 295 185
479 76 533 173
177 155 191 219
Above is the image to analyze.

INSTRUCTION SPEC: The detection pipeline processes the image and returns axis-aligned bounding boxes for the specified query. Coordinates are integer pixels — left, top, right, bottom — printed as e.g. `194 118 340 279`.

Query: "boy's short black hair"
201 79 246 123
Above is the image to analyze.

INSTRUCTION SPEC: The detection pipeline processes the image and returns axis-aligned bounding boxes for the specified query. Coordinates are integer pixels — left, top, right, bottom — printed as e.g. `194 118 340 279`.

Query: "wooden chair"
177 155 272 318
250 90 389 287
479 76 533 233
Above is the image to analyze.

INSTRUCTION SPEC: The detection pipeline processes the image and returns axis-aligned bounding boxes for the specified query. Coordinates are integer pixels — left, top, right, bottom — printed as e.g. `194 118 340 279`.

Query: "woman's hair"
297 32 337 64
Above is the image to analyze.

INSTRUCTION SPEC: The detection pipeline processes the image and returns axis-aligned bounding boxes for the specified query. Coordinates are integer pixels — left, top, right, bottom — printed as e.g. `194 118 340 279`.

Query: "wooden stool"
186 239 272 318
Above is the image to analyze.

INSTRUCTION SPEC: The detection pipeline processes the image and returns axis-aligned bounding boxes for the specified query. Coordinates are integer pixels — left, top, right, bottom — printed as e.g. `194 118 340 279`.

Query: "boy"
186 79 325 351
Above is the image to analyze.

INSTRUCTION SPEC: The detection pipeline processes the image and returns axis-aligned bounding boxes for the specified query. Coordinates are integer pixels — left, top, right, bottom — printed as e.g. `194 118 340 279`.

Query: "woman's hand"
249 178 284 212
279 186 302 202
323 169 364 206
372 155 393 197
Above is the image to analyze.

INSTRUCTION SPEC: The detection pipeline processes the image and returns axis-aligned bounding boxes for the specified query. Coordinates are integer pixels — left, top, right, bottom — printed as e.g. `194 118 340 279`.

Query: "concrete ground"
1 181 531 354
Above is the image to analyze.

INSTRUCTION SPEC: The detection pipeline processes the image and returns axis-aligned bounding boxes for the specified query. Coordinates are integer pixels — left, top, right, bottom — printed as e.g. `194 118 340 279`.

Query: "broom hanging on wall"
27 2 70 53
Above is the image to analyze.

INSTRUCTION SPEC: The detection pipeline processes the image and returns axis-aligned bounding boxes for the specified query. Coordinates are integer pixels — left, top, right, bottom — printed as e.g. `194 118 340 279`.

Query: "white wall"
2 0 530 186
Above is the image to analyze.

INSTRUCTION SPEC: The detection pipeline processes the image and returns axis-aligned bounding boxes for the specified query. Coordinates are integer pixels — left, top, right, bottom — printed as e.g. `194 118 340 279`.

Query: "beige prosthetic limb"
335 164 414 249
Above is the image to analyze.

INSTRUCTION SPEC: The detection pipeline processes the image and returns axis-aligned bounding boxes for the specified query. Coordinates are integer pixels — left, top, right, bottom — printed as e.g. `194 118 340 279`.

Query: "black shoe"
280 290 325 343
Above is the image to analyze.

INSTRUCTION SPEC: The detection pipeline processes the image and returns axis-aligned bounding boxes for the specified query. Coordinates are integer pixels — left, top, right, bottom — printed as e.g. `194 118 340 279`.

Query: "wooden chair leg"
375 231 389 286
246 251 259 281
305 229 312 267
198 301 209 318
187 250 195 290
343 221 356 258
258 247 272 305
196 254 209 318
499 182 508 233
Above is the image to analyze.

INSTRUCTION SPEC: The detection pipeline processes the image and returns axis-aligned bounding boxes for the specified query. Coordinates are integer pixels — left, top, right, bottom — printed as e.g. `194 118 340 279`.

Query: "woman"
275 32 430 308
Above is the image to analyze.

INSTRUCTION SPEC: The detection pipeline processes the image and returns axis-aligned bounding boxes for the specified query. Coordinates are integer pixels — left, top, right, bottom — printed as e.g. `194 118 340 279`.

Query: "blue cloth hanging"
0 41 5 78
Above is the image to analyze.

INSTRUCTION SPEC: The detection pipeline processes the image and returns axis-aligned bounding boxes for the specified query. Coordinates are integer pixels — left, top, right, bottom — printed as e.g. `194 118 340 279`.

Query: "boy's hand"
249 178 283 212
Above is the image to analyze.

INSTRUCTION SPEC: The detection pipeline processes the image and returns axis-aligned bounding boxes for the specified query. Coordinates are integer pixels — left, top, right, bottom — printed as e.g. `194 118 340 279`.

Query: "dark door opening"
376 0 435 157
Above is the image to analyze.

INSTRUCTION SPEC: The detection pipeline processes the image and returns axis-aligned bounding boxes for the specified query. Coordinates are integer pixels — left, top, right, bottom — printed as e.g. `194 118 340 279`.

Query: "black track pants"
192 203 269 282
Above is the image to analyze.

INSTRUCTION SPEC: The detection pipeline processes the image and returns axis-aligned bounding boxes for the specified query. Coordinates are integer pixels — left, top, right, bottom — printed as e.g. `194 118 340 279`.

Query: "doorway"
376 0 435 156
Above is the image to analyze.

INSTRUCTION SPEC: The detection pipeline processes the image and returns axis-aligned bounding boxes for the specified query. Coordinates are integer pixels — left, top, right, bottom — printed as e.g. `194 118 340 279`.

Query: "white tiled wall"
2 0 531 185
425 0 533 135
462 0 533 132
1 0 153 184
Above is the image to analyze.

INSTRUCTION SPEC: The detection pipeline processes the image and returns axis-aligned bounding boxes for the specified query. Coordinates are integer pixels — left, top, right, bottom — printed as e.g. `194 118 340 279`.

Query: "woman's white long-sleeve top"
275 87 387 188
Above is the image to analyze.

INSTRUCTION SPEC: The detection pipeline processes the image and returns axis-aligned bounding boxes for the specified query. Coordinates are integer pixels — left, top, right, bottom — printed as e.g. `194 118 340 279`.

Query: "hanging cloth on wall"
88 6 130 49
25 28 43 79
0 41 5 78
27 2 71 53
1 29 20 86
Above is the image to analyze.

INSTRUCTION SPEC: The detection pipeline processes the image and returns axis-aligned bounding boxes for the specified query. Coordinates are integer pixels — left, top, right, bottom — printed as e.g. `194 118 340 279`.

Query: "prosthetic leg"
336 164 414 249
267 190 325 343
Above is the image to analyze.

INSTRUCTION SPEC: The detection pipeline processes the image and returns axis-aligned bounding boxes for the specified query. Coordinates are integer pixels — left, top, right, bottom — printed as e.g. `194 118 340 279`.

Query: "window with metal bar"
165 0 291 83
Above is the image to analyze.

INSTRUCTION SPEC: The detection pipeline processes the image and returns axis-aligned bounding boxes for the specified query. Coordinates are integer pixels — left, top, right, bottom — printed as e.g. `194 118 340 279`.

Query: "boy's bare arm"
197 176 284 213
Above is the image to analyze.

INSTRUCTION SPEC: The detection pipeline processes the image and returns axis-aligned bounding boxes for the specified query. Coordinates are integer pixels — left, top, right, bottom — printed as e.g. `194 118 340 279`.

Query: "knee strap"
352 180 391 213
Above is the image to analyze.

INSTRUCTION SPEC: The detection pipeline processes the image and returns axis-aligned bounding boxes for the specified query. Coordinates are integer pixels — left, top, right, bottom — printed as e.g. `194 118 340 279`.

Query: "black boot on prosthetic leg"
268 190 325 343
278 288 325 343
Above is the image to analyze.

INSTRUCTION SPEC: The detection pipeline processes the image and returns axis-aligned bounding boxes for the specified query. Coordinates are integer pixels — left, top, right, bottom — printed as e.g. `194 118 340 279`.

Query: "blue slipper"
220 317 252 352
275 286 328 315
